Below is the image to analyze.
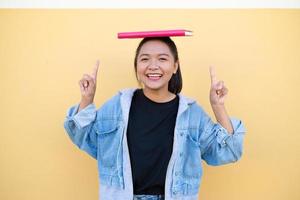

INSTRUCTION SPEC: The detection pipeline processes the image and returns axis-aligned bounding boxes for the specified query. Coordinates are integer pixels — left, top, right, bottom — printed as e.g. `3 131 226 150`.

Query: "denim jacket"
63 88 246 200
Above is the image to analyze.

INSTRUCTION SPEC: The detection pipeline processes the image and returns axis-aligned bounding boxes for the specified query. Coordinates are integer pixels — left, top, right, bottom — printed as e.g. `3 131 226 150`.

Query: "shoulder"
99 92 121 110
97 87 137 113
179 94 212 124
178 93 205 112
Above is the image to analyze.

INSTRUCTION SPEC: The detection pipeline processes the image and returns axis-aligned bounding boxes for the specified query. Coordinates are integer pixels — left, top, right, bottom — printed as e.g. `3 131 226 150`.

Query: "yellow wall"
0 9 299 200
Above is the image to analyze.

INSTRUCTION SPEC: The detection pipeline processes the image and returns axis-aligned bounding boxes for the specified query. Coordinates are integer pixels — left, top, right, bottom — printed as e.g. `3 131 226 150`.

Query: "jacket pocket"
181 129 203 180
93 119 123 171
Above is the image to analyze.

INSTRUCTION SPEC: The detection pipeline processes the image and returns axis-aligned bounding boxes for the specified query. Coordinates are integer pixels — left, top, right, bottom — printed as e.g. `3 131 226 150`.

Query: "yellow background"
0 9 299 200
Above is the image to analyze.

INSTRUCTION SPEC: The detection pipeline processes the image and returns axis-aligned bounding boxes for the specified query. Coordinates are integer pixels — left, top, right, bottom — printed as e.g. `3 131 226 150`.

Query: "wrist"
80 99 93 107
211 103 225 109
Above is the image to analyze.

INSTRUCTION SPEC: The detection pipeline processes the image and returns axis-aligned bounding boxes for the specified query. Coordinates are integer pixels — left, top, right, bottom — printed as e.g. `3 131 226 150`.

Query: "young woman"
64 37 246 200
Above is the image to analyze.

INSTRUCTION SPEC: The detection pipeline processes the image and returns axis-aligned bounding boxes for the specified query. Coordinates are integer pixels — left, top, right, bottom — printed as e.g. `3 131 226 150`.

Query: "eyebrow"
138 53 170 58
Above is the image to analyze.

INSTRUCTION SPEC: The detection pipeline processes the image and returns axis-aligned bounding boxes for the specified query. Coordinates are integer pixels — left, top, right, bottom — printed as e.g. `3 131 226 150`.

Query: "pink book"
117 29 192 39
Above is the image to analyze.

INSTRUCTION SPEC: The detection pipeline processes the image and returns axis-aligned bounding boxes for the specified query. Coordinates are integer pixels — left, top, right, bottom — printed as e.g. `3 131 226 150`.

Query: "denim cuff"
216 117 246 147
66 103 97 129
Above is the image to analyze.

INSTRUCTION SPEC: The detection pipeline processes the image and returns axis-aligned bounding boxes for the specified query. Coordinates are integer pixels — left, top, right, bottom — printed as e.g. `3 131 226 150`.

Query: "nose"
148 59 159 70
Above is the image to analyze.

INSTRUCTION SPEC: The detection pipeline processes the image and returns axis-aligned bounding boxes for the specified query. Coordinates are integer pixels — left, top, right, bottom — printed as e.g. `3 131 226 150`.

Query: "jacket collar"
119 88 195 103
118 88 196 116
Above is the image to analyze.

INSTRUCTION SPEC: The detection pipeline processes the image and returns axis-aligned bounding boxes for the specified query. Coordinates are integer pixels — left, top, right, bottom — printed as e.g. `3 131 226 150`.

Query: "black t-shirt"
126 88 179 195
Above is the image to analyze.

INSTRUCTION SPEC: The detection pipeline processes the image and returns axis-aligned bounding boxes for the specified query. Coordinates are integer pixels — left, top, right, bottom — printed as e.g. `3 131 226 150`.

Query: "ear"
174 61 179 74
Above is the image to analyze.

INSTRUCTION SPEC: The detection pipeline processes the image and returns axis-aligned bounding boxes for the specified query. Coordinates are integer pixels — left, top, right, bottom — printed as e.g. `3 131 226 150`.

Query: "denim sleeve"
63 103 98 159
199 111 246 166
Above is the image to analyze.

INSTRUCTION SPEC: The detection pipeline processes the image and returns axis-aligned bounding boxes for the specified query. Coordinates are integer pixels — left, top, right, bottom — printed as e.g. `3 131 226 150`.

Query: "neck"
142 87 176 103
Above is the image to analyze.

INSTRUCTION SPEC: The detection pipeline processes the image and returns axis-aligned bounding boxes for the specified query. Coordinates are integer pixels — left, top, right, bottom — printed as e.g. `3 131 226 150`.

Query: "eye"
159 58 167 61
140 58 149 61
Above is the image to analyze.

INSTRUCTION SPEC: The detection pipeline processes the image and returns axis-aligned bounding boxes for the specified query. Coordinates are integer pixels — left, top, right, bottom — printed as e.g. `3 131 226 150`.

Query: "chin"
142 82 162 90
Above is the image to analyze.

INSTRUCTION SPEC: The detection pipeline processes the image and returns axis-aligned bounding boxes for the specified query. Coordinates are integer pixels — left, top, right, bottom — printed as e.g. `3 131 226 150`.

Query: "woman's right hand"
78 60 100 104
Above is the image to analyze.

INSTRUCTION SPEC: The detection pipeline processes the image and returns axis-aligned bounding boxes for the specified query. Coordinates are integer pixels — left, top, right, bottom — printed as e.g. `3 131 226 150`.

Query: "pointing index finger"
92 60 100 80
209 65 217 84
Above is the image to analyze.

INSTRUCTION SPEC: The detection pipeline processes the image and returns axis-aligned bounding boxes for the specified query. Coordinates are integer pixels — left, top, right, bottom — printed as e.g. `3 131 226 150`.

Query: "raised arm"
78 60 100 113
63 60 100 159
198 66 246 166
209 66 233 134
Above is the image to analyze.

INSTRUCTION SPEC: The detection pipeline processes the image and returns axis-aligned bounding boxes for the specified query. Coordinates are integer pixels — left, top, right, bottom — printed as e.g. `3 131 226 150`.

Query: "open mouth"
146 73 163 81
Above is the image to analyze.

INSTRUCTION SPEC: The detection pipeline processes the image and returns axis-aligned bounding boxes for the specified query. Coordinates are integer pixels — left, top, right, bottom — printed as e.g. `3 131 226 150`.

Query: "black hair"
133 37 183 94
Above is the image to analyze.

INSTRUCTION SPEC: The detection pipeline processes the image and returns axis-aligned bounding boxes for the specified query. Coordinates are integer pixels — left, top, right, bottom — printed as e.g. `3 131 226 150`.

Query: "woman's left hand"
209 66 228 106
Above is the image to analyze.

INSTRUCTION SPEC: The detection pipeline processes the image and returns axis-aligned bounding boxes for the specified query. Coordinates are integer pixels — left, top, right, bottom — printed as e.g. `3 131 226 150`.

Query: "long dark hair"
134 37 183 94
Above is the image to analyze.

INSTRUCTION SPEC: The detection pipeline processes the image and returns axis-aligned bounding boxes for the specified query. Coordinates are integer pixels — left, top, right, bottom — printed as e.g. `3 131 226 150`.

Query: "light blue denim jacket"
63 88 246 200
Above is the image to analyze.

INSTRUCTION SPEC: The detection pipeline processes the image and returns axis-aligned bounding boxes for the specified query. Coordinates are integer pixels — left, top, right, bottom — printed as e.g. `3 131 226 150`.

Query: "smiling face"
136 40 179 93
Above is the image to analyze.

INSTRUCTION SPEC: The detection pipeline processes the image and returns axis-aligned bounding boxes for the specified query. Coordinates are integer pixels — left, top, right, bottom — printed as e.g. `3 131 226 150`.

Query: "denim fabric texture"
63 88 246 200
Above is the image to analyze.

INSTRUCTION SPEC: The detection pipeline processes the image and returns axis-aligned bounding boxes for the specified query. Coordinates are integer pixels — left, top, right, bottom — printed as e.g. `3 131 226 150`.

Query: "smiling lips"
146 73 162 81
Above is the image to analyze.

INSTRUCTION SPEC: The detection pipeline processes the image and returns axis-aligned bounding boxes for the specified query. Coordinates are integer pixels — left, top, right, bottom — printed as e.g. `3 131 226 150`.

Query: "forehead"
139 40 171 55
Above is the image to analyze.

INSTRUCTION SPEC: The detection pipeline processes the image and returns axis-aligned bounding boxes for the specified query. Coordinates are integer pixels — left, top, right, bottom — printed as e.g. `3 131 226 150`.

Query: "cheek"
163 64 176 76
136 65 146 76
164 72 174 81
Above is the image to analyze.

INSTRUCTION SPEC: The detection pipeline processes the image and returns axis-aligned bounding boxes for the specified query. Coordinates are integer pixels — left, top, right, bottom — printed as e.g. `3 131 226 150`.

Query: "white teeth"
147 74 162 77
